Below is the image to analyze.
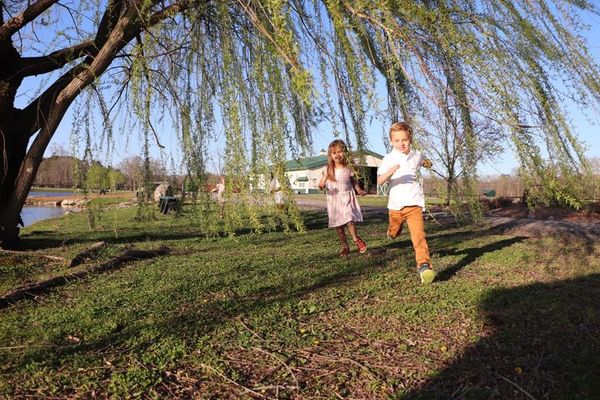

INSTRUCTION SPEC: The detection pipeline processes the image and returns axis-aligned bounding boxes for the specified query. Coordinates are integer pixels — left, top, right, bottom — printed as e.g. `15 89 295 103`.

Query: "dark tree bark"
0 38 30 248
0 0 191 248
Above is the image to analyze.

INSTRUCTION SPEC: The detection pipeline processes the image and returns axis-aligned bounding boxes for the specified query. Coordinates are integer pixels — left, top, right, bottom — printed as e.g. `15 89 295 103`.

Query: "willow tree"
328 1 600 220
2 0 600 248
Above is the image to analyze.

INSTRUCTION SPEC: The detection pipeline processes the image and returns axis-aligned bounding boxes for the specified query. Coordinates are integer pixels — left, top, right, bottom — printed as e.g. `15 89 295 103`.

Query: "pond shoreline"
26 191 135 207
26 194 86 207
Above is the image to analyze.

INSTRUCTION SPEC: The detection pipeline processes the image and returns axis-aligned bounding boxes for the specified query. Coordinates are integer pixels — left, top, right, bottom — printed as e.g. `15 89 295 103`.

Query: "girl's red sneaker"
354 236 368 253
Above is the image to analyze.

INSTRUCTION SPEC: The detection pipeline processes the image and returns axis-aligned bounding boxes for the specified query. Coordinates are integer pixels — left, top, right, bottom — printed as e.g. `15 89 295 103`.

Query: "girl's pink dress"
325 166 363 228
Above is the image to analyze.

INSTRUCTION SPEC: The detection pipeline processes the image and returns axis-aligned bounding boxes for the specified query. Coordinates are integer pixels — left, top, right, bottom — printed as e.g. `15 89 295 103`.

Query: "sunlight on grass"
1 204 599 398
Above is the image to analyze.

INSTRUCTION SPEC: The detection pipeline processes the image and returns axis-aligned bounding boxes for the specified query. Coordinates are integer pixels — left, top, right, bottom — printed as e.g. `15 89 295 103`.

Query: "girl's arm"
318 172 327 190
351 175 367 196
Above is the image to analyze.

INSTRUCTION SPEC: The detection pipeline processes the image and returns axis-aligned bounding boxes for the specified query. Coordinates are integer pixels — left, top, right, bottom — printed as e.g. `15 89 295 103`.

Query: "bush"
480 198 494 210
493 197 514 208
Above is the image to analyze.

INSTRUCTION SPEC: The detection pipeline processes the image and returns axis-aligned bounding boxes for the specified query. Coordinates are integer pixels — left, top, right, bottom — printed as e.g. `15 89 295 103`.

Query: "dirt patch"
486 203 600 242
487 203 600 224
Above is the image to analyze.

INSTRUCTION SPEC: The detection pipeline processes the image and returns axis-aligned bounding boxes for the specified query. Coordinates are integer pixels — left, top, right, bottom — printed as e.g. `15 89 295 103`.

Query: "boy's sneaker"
354 236 368 253
386 231 395 240
418 263 436 284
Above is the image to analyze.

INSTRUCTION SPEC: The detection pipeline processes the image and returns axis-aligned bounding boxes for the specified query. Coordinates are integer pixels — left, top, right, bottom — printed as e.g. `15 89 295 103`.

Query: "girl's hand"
357 188 367 196
422 158 433 169
318 173 327 190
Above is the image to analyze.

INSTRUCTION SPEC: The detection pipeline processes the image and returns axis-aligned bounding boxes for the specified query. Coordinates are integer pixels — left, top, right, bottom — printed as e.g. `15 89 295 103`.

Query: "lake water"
20 190 76 227
20 206 67 227
28 191 75 197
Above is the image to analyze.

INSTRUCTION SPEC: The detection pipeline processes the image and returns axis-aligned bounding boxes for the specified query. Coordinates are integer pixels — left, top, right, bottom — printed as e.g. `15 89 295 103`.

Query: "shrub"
493 197 514 208
480 198 495 210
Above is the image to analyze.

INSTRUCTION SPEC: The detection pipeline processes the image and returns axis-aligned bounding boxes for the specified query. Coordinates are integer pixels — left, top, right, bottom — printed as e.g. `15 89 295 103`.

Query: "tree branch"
0 0 59 42
18 40 96 78
95 0 126 46
15 0 127 79
18 0 194 137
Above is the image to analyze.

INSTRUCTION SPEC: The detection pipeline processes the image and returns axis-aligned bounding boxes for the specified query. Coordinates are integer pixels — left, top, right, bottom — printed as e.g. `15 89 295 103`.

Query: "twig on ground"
0 246 171 308
253 347 299 390
297 349 377 378
43 255 68 262
252 384 299 391
68 241 108 267
200 362 266 398
238 317 265 340
496 373 537 400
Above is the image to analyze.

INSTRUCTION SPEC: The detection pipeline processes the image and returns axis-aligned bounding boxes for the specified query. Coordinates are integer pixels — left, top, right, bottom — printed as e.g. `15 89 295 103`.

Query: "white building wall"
308 167 326 190
281 153 382 194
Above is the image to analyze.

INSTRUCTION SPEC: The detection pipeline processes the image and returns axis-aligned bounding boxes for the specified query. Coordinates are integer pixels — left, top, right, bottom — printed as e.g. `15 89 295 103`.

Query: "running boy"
377 122 435 284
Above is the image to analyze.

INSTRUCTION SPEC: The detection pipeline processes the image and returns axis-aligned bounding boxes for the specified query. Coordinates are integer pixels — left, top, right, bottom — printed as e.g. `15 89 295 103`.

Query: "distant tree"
118 155 169 191
590 157 600 174
33 156 82 188
85 163 109 191
108 168 125 192
118 156 143 191
420 91 503 213
48 143 69 157
588 157 600 201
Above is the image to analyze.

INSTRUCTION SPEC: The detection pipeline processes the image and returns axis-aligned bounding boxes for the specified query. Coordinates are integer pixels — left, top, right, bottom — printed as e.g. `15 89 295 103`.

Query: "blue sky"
25 9 600 177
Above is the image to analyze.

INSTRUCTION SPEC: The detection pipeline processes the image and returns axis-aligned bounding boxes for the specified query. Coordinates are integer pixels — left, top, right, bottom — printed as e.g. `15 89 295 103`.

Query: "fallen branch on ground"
68 241 108 267
0 246 171 308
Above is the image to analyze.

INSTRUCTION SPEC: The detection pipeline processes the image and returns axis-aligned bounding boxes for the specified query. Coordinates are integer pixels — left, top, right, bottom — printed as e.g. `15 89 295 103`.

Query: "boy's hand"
422 158 433 169
388 164 400 174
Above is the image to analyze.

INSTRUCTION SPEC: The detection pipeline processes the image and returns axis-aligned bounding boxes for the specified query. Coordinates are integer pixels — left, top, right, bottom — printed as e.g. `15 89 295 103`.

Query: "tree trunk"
445 178 452 206
0 2 151 249
0 41 29 248
0 131 28 247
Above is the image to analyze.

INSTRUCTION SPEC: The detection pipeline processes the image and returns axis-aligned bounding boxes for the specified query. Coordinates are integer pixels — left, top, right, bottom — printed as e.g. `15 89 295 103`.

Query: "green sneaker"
418 263 436 284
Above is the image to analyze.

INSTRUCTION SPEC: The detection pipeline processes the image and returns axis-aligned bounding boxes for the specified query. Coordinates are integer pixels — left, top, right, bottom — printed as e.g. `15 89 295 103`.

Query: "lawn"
0 203 599 399
294 194 446 208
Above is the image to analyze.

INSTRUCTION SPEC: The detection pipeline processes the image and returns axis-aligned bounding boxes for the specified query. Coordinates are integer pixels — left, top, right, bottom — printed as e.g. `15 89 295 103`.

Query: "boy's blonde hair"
389 122 413 140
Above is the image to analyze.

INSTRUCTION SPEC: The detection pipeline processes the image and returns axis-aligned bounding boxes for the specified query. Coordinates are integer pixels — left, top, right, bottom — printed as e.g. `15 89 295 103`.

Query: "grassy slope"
0 204 599 399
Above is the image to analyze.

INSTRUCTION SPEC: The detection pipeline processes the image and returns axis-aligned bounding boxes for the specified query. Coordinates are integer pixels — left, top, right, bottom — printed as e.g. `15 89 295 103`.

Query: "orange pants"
388 206 430 267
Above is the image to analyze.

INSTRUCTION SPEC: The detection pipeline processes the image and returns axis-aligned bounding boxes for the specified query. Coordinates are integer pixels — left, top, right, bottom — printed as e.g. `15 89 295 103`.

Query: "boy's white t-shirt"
377 149 425 211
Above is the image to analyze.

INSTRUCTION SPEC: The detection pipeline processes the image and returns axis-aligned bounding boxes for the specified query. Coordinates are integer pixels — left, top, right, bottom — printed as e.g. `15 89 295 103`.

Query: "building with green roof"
283 149 384 194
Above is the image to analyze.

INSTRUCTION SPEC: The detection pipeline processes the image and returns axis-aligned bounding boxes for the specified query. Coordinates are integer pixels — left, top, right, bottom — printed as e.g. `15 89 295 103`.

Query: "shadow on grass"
403 274 600 399
435 237 528 282
8 211 596 397
8 211 527 310
18 216 304 250
5 245 386 375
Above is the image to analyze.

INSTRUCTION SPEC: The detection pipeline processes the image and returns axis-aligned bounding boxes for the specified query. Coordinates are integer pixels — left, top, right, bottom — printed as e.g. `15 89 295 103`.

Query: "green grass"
293 194 445 208
1 204 599 399
87 196 134 207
